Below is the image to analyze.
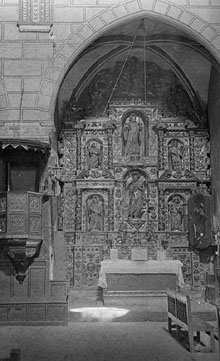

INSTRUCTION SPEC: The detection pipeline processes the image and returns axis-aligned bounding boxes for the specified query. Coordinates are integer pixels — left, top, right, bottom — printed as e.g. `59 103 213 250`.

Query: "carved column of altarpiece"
58 101 210 289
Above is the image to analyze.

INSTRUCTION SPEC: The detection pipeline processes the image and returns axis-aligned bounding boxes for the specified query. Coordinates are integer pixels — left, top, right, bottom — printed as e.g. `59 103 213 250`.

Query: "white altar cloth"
98 259 184 289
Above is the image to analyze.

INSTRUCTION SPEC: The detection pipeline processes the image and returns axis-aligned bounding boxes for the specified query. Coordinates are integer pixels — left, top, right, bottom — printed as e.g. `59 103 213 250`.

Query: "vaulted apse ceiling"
57 16 218 119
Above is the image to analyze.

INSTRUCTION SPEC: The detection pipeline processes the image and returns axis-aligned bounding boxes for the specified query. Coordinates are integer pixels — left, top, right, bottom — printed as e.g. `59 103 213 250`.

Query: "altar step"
68 289 216 322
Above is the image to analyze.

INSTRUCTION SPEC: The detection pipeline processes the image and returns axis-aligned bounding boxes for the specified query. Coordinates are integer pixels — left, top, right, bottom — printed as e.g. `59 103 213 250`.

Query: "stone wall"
0 0 220 144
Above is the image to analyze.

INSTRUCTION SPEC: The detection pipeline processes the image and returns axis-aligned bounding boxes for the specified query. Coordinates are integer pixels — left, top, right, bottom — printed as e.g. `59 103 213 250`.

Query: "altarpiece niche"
56 56 211 290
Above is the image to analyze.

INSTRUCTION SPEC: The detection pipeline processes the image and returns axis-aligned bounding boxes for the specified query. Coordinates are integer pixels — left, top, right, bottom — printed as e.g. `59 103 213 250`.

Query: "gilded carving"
121 169 147 220
168 194 185 232
87 139 103 170
86 194 104 232
122 112 145 157
65 189 76 232
60 102 210 289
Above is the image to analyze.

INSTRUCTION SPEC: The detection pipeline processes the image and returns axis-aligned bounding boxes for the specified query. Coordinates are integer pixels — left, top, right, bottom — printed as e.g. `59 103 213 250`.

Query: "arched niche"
122 169 148 220
86 194 105 232
121 109 149 157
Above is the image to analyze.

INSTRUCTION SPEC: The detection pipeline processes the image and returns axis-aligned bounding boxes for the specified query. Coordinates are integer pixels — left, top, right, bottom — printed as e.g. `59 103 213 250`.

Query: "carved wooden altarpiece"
57 101 211 290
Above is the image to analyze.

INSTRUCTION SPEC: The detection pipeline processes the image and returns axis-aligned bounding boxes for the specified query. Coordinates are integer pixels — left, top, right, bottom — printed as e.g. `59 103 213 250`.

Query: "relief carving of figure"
168 139 185 170
87 195 104 231
123 113 144 156
87 141 102 169
169 195 184 232
123 170 147 219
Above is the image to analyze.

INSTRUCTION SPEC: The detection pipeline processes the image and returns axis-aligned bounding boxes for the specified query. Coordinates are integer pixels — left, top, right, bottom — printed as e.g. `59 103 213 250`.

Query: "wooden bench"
167 291 215 353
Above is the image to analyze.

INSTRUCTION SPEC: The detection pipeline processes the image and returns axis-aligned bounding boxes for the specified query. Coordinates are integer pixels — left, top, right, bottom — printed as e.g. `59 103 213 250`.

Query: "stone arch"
37 0 220 125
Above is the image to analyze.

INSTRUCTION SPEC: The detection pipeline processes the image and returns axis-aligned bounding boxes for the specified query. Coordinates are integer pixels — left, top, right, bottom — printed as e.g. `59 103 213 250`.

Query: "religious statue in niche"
123 113 145 157
86 194 104 231
188 192 213 249
87 140 103 169
168 139 185 171
168 194 185 232
122 170 147 219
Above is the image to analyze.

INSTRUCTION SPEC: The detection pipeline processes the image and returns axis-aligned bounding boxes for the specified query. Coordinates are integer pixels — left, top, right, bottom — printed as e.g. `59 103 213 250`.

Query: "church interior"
1 1 220 360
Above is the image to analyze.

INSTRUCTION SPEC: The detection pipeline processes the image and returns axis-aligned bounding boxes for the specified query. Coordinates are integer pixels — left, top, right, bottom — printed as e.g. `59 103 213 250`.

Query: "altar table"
98 259 184 292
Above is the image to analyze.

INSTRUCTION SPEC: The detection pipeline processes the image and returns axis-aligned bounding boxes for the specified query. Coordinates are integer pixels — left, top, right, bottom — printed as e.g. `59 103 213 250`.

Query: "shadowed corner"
69 307 129 322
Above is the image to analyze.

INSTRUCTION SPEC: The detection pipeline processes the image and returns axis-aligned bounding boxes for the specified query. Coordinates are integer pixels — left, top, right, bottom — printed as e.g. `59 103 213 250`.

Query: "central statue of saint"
123 113 144 156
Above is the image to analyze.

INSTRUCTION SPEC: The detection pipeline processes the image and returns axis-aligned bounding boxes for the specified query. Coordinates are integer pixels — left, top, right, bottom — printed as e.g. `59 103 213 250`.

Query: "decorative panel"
18 0 53 32
73 246 103 289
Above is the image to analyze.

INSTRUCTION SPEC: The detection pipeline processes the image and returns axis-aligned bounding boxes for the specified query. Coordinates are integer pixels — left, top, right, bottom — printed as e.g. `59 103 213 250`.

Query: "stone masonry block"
190 18 206 32
113 4 128 19
8 93 20 108
4 60 42 76
154 1 169 15
101 9 116 23
86 7 106 21
213 25 220 35
8 93 37 108
189 0 209 5
0 81 5 95
201 26 217 41
53 6 83 22
169 0 187 4
99 0 120 4
167 5 182 19
4 23 37 41
46 67 61 82
139 0 155 10
23 109 50 122
0 6 18 21
22 93 37 108
41 59 51 74
179 11 194 25
24 43 54 59
68 33 84 47
89 17 105 32
47 23 71 41
41 80 55 96
126 1 141 14
53 55 67 71
78 24 94 39
38 94 51 110
23 78 41 92
0 109 20 121
4 77 21 92
192 9 220 23
212 35 220 50
60 44 74 60
0 43 22 58
0 95 7 109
